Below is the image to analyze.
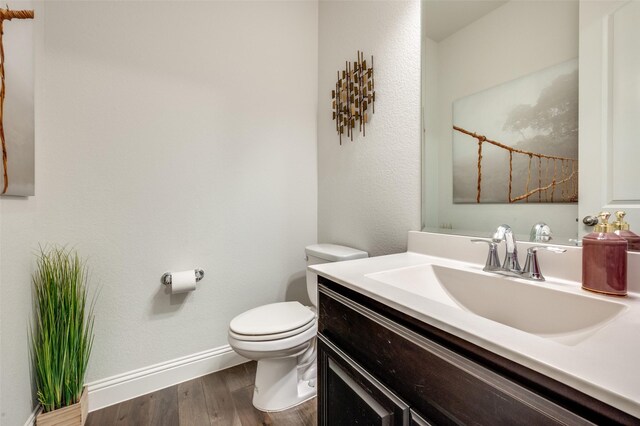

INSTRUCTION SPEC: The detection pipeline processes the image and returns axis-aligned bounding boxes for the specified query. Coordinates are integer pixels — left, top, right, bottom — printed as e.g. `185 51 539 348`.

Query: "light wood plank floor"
86 362 317 426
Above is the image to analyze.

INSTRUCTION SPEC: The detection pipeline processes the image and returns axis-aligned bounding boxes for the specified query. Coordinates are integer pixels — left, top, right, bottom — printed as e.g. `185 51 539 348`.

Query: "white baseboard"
86 344 247 412
23 406 40 426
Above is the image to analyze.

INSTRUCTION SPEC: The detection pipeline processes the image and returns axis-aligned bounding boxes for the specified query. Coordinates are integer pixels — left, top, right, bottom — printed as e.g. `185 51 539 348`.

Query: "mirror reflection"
421 0 579 243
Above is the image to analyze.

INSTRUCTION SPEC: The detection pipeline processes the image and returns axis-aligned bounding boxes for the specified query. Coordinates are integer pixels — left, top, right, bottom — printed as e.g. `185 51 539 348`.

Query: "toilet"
227 244 368 412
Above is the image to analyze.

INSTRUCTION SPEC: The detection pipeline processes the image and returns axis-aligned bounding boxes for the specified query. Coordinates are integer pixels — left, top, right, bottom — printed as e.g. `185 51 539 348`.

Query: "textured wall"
0 2 318 424
317 1 422 257
0 173 2 421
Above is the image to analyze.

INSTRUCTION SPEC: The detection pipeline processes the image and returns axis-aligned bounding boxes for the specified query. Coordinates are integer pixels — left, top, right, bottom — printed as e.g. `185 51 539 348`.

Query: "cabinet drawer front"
319 285 592 426
319 334 410 426
326 355 393 425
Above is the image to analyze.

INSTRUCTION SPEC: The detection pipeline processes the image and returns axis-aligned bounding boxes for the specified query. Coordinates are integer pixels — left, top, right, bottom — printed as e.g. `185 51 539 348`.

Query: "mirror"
421 0 580 244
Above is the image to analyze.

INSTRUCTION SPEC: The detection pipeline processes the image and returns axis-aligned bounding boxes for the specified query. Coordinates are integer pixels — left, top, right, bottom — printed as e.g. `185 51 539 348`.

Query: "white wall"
318 0 421 257
0 1 318 424
424 1 579 237
0 196 2 421
0 2 40 424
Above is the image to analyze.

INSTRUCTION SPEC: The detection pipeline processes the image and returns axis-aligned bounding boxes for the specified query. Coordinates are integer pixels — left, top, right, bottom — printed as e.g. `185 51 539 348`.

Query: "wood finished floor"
86 362 317 426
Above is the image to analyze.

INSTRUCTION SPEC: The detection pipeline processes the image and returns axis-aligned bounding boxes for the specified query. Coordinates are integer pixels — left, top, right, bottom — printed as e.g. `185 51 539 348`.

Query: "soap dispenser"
612 210 640 252
582 212 627 296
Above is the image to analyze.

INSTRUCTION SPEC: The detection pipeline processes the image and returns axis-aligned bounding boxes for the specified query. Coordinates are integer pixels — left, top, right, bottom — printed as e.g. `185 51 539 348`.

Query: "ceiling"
423 1 509 42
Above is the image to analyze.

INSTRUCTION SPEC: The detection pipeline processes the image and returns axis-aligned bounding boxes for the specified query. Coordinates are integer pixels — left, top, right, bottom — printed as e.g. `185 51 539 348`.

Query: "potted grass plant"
31 246 95 426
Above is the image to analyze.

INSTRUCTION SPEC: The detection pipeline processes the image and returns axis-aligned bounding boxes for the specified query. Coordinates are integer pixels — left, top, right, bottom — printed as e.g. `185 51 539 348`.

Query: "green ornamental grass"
31 246 95 412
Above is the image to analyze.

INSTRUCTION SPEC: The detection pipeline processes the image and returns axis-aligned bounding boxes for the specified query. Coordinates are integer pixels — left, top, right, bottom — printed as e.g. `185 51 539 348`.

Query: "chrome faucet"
492 224 521 273
530 222 552 242
472 224 566 281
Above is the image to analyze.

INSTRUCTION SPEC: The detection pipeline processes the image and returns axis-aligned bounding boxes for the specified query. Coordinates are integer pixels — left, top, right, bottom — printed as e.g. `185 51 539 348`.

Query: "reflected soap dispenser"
582 212 627 296
613 211 640 252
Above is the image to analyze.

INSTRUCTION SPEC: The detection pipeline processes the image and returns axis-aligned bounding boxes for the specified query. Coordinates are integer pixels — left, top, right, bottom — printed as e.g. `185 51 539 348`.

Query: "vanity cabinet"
317 277 639 426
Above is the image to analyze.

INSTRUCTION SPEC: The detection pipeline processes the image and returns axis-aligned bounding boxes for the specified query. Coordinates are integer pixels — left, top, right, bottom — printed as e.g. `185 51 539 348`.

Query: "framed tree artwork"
0 3 34 196
452 59 578 204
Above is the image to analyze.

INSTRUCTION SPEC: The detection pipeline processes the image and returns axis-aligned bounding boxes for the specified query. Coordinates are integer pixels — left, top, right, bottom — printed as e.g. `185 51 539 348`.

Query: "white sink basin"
366 264 627 345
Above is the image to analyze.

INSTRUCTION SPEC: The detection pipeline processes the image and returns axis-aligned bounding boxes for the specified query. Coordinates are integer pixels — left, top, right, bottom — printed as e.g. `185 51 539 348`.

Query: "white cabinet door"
579 1 640 236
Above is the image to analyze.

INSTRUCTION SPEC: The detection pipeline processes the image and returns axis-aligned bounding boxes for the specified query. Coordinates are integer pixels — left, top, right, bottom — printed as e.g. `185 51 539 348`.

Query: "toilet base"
252 356 317 412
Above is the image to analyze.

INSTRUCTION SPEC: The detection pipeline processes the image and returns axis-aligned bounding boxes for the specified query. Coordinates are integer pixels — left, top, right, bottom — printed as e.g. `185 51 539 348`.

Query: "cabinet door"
579 1 640 236
318 336 410 426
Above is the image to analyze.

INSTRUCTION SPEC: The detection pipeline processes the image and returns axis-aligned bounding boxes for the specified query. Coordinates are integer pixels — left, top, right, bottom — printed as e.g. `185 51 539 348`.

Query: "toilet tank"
305 244 368 307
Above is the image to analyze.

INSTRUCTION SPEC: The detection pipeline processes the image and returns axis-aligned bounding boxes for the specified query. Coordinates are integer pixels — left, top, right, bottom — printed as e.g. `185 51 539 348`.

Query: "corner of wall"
317 0 422 257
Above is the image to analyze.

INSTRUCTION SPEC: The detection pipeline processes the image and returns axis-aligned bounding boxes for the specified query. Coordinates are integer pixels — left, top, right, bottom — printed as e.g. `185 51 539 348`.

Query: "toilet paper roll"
171 270 197 294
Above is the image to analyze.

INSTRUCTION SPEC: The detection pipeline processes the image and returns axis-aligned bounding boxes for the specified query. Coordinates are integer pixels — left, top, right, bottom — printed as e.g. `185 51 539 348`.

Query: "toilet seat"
228 320 317 355
229 319 315 342
229 301 316 342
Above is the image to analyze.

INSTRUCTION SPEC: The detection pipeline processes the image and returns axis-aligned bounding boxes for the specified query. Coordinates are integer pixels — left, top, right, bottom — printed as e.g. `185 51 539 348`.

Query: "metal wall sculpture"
331 51 375 145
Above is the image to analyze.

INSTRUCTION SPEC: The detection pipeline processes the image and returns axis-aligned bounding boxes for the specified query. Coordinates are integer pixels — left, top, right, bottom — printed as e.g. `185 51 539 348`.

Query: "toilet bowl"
227 244 368 412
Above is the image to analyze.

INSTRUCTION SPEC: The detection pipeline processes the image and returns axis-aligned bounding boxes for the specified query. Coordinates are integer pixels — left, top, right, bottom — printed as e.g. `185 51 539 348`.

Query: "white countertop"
309 231 640 418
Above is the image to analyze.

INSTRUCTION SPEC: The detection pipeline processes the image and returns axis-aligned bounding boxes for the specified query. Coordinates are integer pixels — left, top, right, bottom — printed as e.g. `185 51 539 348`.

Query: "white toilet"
227 244 368 412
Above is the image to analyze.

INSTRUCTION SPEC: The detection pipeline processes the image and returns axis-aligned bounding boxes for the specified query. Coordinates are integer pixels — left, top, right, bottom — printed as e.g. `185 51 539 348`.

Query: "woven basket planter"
36 387 88 426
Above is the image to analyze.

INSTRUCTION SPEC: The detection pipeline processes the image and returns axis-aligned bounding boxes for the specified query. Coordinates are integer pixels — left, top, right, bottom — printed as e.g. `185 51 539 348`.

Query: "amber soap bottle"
613 210 640 252
582 212 628 296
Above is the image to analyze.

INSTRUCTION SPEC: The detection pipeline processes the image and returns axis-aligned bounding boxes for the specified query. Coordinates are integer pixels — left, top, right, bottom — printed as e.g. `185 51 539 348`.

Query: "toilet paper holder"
161 269 205 286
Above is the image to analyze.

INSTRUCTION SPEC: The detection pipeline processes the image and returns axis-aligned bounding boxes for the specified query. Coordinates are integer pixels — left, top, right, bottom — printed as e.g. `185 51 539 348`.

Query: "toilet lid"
229 301 316 336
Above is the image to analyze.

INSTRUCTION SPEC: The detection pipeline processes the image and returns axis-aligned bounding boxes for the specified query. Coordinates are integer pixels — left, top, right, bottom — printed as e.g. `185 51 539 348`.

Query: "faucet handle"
471 239 501 271
527 246 566 254
522 246 567 281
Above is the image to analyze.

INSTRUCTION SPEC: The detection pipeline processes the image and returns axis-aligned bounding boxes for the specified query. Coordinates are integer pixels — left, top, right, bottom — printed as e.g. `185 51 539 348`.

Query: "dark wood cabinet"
317 277 640 426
